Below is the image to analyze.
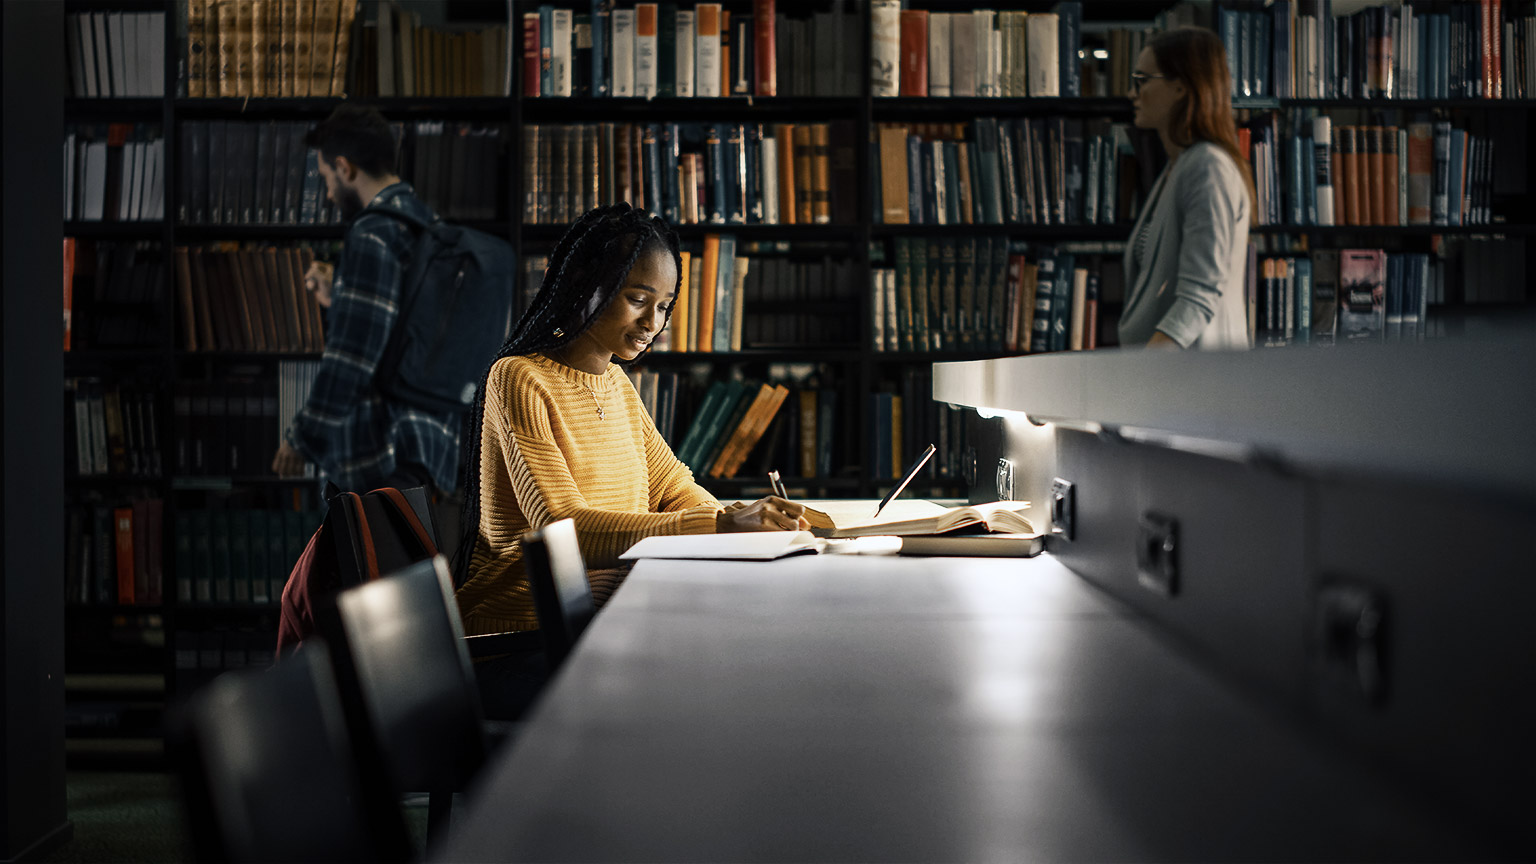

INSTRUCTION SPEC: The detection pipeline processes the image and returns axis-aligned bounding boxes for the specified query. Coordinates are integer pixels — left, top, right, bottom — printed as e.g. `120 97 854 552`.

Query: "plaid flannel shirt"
285 182 462 493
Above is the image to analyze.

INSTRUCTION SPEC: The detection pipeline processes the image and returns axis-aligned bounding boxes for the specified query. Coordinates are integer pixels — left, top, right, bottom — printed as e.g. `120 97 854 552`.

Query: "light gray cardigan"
1118 140 1251 349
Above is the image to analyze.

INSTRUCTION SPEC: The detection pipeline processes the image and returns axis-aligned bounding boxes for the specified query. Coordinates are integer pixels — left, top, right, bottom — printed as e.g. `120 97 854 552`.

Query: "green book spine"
940 237 959 350
990 238 1011 350
924 236 942 350
229 510 251 605
249 510 271 605
698 382 756 477
1051 251 1075 352
676 379 730 470
957 237 976 350
657 4 678 97
894 237 915 352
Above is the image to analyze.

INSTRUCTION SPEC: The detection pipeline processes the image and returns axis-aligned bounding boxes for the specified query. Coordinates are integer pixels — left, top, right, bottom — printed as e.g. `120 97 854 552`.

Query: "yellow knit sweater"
455 354 721 635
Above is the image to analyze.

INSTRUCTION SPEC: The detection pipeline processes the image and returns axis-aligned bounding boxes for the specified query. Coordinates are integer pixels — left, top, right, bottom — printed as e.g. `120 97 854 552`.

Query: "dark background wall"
2 0 69 859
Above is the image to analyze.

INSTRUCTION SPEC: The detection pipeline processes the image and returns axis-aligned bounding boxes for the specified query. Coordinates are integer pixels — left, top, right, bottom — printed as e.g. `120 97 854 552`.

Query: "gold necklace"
577 380 607 420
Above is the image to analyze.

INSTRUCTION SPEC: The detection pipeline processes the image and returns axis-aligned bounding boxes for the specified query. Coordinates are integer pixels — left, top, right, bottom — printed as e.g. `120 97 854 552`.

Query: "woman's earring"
553 327 565 338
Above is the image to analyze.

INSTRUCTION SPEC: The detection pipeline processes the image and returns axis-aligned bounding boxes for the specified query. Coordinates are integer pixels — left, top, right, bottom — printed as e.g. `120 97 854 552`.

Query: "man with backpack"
272 105 513 542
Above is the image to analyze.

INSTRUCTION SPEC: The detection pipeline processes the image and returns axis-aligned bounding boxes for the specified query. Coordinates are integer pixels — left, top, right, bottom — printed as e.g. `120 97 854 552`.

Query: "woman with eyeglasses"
1122 26 1256 349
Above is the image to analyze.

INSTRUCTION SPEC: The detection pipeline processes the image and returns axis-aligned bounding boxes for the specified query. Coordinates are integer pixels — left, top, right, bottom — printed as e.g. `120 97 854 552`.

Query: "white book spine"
64 136 76 220
973 11 993 97
612 9 636 97
1026 13 1058 97
552 8 573 97
634 5 658 98
761 140 778 224
83 142 106 221
990 28 1002 98
694 4 720 98
108 13 129 98
675 11 695 97
1312 115 1334 226
76 15 100 98
949 13 975 97
870 0 901 97
928 13 951 97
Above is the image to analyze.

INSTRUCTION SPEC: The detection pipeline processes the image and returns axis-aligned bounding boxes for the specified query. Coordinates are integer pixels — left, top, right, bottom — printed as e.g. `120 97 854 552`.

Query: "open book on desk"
798 499 1034 538
619 530 1044 561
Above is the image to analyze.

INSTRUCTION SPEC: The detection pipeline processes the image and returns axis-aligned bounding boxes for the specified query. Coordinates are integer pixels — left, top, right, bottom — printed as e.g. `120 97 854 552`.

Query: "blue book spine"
1272 0 1290 98
1220 9 1239 97
1294 256 1313 343
745 123 762 224
1253 9 1270 97
644 124 664 216
921 142 938 225
1321 0 1334 97
1054 2 1082 98
726 123 746 224
1051 251 1074 352
704 124 726 223
591 1 609 96
662 122 680 224
1302 129 1316 224
1031 253 1055 353
1289 131 1304 224
540 5 555 96
905 133 924 225
711 235 736 352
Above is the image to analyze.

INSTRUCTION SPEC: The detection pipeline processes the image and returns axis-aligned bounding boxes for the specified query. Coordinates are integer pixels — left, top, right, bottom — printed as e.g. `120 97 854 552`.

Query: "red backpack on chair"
276 483 439 659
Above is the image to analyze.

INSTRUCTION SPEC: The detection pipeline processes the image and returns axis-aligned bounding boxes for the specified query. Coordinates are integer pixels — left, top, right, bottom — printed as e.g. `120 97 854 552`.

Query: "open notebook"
798 499 1033 538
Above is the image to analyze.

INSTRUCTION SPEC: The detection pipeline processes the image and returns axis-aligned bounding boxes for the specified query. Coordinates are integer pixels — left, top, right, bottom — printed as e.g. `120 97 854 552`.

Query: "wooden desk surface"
441 555 1472 863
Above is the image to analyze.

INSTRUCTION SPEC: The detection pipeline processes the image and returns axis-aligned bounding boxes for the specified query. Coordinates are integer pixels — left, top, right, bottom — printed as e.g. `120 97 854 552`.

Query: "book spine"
634 3 657 98
695 3 721 97
898 10 928 97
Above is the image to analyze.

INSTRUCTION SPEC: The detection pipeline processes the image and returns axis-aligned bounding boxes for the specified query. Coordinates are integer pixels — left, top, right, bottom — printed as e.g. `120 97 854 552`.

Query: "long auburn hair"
451 203 681 587
1147 26 1257 214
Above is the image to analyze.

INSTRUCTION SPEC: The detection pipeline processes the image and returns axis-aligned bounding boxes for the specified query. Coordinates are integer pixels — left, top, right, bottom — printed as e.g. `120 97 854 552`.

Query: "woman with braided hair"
454 205 805 712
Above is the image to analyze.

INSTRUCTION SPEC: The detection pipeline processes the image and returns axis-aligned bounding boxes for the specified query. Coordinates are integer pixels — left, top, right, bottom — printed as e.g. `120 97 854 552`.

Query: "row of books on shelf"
174 509 316 606
524 2 861 98
175 629 279 687
870 3 1081 98
179 121 340 226
870 237 1117 354
672 371 839 480
64 498 163 606
64 240 167 352
1250 114 1503 228
523 121 854 227
64 126 166 223
366 0 512 98
184 0 357 98
876 118 1146 227
876 239 1120 355
1223 0 1533 101
172 245 329 353
67 379 162 479
172 363 319 479
65 11 166 98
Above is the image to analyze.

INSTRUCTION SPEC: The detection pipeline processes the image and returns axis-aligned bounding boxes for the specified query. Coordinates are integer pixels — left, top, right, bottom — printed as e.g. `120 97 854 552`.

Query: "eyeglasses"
1130 72 1168 93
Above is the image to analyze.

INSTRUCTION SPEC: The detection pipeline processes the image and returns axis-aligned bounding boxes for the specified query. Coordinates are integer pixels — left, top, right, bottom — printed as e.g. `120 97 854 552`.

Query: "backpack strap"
334 490 383 583
368 487 439 560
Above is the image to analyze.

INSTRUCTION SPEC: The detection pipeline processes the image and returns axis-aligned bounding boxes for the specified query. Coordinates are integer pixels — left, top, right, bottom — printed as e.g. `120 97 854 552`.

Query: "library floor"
40 771 431 862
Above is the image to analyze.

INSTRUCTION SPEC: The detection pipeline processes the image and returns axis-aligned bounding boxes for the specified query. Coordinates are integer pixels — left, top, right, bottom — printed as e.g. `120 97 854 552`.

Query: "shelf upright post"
3 0 70 856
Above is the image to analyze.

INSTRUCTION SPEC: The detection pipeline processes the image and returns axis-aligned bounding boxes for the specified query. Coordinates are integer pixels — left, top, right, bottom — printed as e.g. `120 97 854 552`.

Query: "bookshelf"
57 0 1536 750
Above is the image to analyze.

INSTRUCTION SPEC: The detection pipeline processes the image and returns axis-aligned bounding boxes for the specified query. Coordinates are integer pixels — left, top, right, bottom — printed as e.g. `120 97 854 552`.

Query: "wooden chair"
171 643 411 864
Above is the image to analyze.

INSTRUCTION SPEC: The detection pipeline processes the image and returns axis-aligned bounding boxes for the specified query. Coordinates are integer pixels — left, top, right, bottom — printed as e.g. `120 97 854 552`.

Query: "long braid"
451 204 681 588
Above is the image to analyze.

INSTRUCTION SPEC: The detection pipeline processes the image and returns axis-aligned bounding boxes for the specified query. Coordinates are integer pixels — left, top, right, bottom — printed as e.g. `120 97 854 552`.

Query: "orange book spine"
671 250 691 352
776 124 796 225
696 234 720 351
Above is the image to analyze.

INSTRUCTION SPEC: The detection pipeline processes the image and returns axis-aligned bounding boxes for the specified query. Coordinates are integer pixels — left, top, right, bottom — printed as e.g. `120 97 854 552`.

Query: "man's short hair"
305 104 397 177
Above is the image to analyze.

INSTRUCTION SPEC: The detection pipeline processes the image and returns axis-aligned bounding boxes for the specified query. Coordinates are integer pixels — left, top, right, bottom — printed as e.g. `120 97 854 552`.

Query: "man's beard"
336 185 366 221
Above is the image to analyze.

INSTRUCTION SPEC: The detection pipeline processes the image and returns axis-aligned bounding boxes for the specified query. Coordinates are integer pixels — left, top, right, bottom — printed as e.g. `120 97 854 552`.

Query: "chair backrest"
323 555 487 797
522 518 595 669
172 643 410 864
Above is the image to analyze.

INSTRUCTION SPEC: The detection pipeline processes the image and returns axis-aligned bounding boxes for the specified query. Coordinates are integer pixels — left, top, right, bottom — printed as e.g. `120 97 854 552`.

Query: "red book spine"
114 506 135 604
1481 0 1494 98
753 0 776 97
62 238 75 352
1492 0 1504 98
522 13 541 97
898 10 928 97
